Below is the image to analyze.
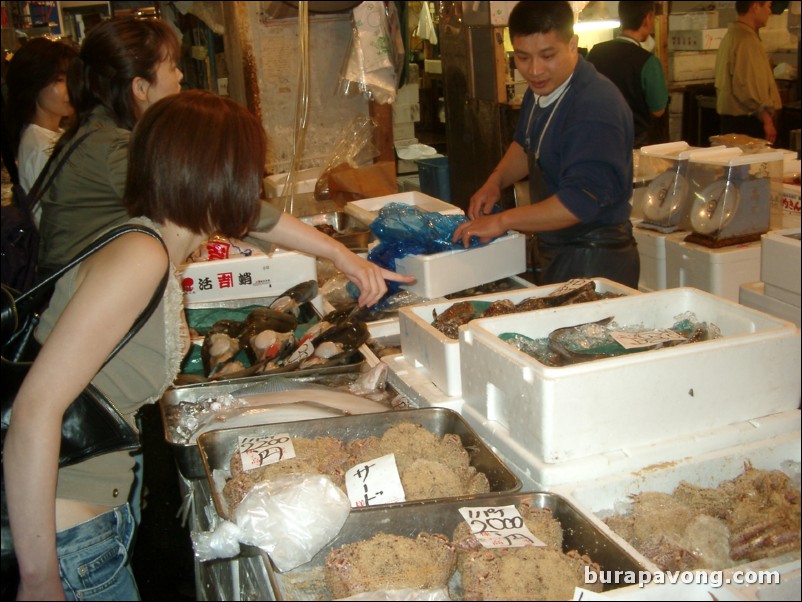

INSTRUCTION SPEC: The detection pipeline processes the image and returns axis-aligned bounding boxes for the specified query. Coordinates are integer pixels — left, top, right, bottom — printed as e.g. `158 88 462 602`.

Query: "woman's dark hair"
4 37 78 156
57 16 180 152
124 90 265 238
508 1 574 42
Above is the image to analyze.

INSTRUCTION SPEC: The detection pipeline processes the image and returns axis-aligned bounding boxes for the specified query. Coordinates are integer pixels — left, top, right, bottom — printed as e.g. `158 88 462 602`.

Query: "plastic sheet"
235 474 351 572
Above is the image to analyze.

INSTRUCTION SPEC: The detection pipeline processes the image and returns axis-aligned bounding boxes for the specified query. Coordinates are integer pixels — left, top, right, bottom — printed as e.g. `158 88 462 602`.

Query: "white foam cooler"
739 281 801 327
665 236 761 302
761 228 801 307
633 223 687 292
180 251 317 305
459 287 801 463
554 430 801 595
462 405 801 491
398 278 637 397
396 232 527 299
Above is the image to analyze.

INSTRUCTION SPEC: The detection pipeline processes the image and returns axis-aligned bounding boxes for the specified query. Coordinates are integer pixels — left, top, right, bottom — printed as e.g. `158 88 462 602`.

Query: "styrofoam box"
665 237 761 303
668 11 719 30
761 228 801 306
459 287 801 463
554 431 801 590
396 232 527 299
180 251 316 305
670 51 717 82
668 28 727 51
399 278 637 397
740 281 801 327
633 223 688 292
461 402 800 490
384 353 465 415
264 167 323 199
343 191 462 226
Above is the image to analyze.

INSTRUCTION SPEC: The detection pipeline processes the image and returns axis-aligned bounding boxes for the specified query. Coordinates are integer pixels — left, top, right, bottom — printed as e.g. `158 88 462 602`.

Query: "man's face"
754 1 773 28
512 30 579 97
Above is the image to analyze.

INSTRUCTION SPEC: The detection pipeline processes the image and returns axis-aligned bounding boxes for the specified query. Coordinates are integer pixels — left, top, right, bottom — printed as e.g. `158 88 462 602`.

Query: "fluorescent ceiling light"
574 20 620 32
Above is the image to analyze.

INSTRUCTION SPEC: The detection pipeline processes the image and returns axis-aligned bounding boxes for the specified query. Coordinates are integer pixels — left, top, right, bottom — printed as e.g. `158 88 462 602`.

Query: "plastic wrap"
235 474 351 572
337 1 405 104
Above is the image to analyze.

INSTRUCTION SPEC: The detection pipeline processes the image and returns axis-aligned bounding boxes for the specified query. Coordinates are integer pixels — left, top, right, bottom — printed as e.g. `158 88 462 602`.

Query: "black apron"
525 89 640 289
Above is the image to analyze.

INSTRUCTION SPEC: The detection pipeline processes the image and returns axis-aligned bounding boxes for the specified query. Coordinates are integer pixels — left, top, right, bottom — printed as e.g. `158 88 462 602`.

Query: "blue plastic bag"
350 202 498 305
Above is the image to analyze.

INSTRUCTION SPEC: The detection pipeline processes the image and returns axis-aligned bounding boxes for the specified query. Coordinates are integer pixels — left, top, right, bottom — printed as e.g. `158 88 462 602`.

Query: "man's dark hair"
618 1 654 31
508 1 574 42
735 1 763 15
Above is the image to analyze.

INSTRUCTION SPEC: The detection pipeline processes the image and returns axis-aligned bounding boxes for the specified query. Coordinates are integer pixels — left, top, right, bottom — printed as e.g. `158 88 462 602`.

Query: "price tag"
345 453 406 508
458 505 546 549
548 279 591 297
610 328 687 349
237 434 295 471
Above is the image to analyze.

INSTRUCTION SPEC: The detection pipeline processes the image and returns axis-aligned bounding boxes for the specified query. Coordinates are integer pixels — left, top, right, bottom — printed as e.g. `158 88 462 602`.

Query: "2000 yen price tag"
458 505 546 548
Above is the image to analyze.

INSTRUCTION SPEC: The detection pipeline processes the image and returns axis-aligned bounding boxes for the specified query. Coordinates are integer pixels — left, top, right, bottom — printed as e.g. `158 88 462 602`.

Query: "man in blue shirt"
587 1 669 147
453 1 639 288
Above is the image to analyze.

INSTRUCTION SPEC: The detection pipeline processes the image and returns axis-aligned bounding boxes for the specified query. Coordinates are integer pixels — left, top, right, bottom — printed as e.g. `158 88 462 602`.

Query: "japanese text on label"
238 434 295 471
345 453 406 508
458 505 546 548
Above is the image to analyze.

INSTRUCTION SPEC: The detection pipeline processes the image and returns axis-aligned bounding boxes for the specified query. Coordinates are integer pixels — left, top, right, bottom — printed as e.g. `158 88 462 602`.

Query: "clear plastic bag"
337 1 405 104
235 474 351 572
338 587 451 601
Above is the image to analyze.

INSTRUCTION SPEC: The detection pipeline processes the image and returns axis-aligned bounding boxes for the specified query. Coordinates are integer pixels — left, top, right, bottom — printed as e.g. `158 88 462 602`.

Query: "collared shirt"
534 73 574 108
715 21 782 117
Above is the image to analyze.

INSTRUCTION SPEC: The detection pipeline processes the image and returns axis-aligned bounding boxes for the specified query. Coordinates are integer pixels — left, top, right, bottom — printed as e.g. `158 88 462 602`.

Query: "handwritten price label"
548 279 591 297
238 434 295 471
458 505 546 549
345 453 406 508
611 329 687 350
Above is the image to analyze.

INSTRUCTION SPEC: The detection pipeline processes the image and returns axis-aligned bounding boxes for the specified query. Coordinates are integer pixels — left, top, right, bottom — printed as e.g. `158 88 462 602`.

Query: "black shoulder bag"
1 130 95 292
0 224 168 599
0 223 169 464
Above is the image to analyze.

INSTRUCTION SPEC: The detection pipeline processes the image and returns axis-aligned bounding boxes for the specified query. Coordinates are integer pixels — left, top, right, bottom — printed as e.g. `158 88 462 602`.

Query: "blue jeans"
56 503 140 601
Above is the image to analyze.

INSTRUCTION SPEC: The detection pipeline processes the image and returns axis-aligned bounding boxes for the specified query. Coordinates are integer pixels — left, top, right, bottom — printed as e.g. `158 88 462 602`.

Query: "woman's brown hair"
56 16 180 152
124 90 265 238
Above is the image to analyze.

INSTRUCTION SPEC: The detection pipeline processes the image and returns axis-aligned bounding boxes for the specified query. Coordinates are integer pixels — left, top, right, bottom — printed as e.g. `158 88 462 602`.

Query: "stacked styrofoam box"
668 28 727 51
180 251 316 305
459 288 801 464
761 228 801 307
553 430 801 600
670 51 717 82
668 11 719 30
740 228 802 327
633 225 687 292
398 279 638 397
665 237 762 302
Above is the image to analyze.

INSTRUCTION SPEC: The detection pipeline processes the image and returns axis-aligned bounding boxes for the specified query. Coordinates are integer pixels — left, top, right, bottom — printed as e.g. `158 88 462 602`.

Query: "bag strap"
13 224 170 366
21 130 95 215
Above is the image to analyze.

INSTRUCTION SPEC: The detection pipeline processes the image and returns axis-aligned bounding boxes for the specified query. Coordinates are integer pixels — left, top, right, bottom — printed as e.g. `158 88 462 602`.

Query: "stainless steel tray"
299 211 372 251
263 492 649 601
161 363 393 479
198 407 522 519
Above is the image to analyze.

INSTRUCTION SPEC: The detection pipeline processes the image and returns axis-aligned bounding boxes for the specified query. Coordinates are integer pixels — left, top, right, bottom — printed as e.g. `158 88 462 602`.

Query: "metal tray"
299 211 372 251
262 492 649 600
198 407 521 519
161 363 396 479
